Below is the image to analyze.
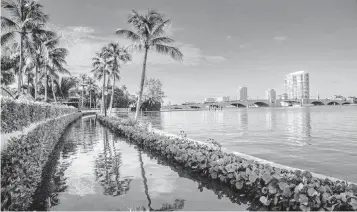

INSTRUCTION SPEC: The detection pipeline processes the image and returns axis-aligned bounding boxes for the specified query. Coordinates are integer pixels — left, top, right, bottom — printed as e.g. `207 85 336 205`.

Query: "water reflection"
286 108 312 146
32 116 249 211
94 128 132 196
237 109 248 133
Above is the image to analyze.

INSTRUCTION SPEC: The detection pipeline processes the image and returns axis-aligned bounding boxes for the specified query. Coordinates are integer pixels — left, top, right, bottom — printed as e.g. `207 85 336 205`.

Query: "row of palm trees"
2 1 184 120
91 43 132 115
1 0 70 102
92 9 183 120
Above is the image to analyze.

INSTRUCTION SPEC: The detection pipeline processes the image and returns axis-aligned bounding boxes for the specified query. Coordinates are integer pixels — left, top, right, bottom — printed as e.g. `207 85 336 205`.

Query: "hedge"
1 112 81 211
98 115 357 211
1 97 77 133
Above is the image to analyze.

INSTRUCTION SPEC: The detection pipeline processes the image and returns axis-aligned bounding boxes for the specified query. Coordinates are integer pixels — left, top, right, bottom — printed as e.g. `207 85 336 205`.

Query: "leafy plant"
1 113 81 211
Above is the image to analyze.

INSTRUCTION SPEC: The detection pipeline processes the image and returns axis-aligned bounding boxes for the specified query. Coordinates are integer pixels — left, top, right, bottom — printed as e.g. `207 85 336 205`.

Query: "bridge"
162 99 353 110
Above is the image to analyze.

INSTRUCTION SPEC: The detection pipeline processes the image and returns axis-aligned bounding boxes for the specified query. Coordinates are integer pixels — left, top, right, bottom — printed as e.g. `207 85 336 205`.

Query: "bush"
1 113 81 211
1 97 77 133
98 115 357 211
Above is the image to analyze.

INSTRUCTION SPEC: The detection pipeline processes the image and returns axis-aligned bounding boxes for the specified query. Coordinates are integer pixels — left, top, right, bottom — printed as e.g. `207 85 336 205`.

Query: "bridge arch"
311 101 325 106
189 106 201 109
342 102 350 105
254 102 270 107
231 103 247 108
327 101 340 105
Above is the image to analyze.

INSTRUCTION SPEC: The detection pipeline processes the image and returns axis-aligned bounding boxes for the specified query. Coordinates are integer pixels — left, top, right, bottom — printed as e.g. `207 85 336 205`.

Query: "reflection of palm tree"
95 128 131 196
138 150 153 210
138 150 185 211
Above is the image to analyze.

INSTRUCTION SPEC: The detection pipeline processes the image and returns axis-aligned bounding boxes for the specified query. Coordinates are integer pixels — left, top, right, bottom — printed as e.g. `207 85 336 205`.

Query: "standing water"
31 115 260 211
139 106 357 182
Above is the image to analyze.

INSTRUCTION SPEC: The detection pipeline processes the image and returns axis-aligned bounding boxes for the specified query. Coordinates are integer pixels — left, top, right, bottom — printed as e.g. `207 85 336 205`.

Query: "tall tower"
266 89 276 101
317 91 319 100
284 71 310 100
238 87 248 100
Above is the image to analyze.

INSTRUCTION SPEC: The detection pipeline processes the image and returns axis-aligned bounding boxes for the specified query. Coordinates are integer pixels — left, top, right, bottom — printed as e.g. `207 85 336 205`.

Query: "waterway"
31 115 255 211
140 106 357 182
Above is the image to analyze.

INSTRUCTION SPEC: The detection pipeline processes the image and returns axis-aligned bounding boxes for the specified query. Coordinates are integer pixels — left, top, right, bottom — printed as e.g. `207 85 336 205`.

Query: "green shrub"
1 113 81 211
98 115 357 211
1 97 77 133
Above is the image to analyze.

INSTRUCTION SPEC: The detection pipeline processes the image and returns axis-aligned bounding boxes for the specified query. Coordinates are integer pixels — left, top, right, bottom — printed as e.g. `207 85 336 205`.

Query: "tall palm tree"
1 0 50 94
41 36 69 102
116 9 183 120
28 26 57 100
104 42 132 115
86 76 96 109
79 74 88 108
92 48 110 115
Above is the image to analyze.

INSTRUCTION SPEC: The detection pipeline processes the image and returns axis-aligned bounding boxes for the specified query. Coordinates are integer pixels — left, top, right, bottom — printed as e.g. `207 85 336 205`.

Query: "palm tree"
28 27 58 100
79 74 88 108
92 48 110 115
1 0 50 94
104 42 132 115
116 9 183 120
57 76 78 101
42 36 69 102
86 76 97 109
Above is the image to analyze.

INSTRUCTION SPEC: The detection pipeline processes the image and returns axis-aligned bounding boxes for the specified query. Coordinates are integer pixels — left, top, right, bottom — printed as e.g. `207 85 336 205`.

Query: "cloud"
67 26 96 34
239 44 245 49
273 35 287 41
50 24 225 77
226 35 232 40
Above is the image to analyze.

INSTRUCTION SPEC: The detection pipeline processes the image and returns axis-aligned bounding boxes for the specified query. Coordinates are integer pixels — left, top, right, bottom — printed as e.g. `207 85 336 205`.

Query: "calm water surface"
141 106 357 182
31 116 253 211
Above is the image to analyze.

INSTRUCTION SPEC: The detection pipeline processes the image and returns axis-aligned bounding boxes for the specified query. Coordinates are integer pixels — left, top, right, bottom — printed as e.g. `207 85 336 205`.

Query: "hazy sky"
7 0 357 104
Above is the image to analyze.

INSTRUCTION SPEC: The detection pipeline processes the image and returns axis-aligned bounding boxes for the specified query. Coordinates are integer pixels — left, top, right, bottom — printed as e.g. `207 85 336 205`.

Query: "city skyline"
187 70 353 104
6 0 356 104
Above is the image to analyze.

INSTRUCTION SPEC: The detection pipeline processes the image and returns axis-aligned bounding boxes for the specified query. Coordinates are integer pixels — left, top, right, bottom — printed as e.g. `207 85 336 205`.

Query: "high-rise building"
284 71 310 100
265 89 276 100
238 87 248 100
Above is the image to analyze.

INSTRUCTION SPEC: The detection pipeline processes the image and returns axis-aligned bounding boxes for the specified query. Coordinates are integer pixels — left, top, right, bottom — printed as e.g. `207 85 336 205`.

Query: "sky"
4 0 357 104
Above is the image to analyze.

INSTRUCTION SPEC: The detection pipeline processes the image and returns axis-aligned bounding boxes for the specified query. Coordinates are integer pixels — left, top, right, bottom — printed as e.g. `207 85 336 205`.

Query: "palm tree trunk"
135 47 149 120
81 85 84 108
35 66 38 100
109 74 115 115
44 69 48 102
51 77 56 103
18 34 23 95
138 150 152 211
89 88 92 109
102 72 106 115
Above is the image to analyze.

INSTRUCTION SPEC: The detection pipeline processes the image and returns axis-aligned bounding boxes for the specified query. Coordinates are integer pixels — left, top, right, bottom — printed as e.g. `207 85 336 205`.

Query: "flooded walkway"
31 115 254 211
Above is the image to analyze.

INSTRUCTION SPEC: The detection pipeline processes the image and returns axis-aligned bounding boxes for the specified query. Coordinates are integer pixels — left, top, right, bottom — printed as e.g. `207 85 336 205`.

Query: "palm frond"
1 16 18 31
151 37 174 45
151 19 171 37
154 44 183 61
1 31 16 45
116 29 141 42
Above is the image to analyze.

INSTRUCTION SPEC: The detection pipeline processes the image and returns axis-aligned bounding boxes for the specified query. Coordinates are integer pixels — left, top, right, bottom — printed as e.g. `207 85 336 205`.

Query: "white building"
217 96 230 102
265 89 276 101
284 71 310 100
204 97 217 103
238 87 248 100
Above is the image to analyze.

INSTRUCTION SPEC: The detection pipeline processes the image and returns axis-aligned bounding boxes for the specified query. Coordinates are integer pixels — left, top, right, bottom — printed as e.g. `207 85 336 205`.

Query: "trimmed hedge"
1 97 77 133
98 115 357 211
1 112 81 211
